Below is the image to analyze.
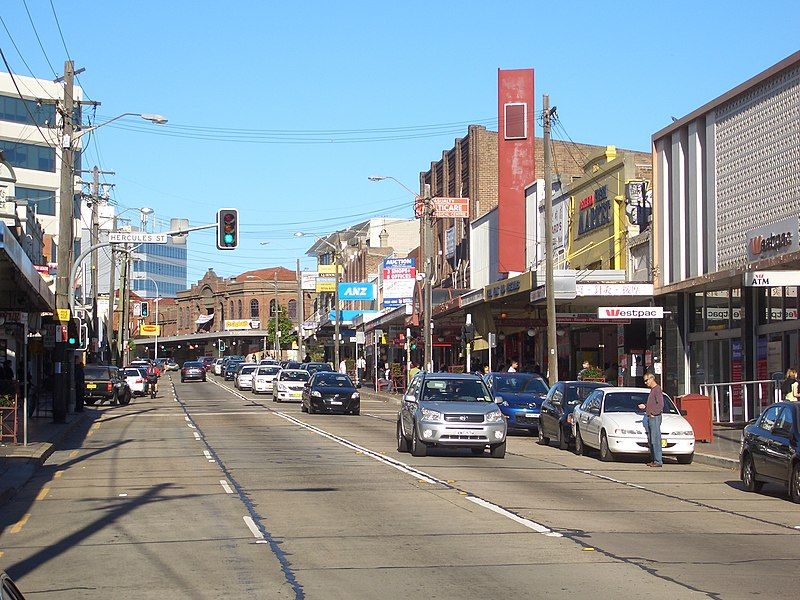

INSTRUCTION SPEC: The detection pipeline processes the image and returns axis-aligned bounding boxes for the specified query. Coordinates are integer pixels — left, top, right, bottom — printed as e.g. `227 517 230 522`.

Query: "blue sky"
2 1 798 282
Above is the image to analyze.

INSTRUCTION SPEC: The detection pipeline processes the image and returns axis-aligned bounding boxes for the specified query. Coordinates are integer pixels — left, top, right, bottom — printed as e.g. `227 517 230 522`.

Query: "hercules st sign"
598 307 664 319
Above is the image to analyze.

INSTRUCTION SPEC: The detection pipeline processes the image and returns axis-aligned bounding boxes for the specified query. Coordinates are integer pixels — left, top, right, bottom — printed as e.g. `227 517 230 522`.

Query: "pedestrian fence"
699 379 781 424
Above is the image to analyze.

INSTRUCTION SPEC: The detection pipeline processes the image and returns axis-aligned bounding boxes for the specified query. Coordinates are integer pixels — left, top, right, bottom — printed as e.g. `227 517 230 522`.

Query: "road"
1 374 799 599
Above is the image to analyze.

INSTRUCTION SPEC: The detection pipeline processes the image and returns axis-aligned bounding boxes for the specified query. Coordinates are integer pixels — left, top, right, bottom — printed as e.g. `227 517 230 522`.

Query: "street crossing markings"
220 479 234 494
35 487 50 501
10 513 30 534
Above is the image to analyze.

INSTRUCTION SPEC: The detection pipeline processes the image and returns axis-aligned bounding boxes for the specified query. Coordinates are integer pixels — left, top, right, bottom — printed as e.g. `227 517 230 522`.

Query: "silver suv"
397 372 507 458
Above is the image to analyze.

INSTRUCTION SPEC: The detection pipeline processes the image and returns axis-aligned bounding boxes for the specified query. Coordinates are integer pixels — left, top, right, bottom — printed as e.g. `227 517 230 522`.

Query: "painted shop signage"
746 217 799 262
578 185 611 235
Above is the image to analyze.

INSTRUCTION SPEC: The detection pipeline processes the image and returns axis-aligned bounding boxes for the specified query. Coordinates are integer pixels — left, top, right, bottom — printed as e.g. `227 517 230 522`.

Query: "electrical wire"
21 0 58 78
48 0 71 61
0 16 56 99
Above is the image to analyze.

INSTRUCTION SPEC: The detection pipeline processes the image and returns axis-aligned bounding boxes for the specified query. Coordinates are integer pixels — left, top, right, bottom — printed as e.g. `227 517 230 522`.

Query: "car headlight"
614 428 645 436
311 390 322 398
351 392 360 399
420 407 442 421
485 409 504 423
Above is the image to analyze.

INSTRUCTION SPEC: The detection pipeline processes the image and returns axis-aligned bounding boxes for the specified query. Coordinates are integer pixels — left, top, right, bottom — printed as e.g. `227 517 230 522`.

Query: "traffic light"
463 323 475 344
216 208 239 250
141 302 149 317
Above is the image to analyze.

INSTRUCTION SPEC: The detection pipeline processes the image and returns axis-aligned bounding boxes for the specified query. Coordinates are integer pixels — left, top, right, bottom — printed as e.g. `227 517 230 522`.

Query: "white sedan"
571 387 695 463
234 364 258 390
122 367 148 396
252 365 281 394
272 369 309 402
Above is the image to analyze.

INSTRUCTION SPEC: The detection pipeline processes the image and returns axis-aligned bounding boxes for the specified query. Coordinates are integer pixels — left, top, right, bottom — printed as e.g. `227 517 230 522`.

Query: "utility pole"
333 232 342 369
273 271 279 356
53 60 76 422
106 236 116 363
90 167 100 358
296 258 304 359
421 184 433 372
116 246 129 365
543 94 559 386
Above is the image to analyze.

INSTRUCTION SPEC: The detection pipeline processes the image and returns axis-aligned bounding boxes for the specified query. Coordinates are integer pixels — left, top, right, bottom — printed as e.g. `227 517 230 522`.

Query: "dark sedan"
181 361 207 383
740 401 800 502
302 372 360 415
538 380 611 449
484 372 549 434
223 360 243 381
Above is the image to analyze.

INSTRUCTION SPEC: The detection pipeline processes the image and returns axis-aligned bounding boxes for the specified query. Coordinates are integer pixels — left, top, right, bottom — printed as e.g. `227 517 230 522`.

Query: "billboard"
301 271 317 291
382 257 416 307
224 319 261 331
338 282 376 301
139 324 161 336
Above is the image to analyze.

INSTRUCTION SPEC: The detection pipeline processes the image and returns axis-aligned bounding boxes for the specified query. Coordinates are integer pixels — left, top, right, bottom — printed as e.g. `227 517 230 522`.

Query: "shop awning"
0 224 54 312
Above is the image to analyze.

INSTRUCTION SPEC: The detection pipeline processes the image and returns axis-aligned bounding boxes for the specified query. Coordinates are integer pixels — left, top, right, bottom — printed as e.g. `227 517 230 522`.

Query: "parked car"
284 360 302 370
302 371 360 415
483 372 549 434
164 359 180 372
223 357 245 380
122 367 149 396
212 358 224 376
740 401 800 502
199 356 215 371
259 359 280 366
397 372 507 458
538 381 611 449
301 361 334 375
252 365 281 394
273 369 309 402
1 571 26 599
181 361 207 383
130 359 150 370
235 364 258 390
571 387 695 463
83 364 132 406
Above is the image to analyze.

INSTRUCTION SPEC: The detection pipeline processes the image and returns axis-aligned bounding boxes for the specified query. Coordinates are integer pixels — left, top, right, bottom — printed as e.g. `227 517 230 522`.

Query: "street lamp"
296 231 342 369
369 175 433 372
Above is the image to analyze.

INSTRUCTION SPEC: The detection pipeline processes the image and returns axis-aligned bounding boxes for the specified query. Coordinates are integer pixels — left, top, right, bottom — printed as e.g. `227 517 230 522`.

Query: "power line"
0 16 56 99
48 0 71 61
21 0 58 78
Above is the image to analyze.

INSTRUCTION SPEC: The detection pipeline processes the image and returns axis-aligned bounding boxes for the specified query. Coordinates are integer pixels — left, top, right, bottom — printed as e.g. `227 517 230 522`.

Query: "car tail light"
136 379 143 384
107 383 113 391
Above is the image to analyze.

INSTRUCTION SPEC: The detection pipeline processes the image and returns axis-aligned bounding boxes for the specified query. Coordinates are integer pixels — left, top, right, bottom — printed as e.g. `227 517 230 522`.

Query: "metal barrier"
699 379 781 424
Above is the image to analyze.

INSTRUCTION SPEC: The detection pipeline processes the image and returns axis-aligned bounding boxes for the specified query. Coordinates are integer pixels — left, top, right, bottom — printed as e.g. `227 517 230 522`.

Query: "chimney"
379 228 389 247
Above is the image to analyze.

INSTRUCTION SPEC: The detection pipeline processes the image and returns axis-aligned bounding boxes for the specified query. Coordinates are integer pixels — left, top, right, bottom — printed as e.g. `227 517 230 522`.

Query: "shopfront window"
706 290 729 331
691 293 704 332
731 288 742 327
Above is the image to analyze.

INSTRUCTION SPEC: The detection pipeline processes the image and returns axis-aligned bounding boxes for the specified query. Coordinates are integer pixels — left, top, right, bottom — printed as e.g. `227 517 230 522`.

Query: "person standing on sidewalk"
639 372 664 467
74 358 85 413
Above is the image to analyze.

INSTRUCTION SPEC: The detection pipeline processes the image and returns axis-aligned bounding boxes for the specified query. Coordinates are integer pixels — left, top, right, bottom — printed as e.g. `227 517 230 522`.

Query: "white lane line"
220 479 234 494
582 470 646 490
466 496 561 537
193 431 202 440
184 416 190 421
203 450 215 462
187 423 197 429
243 516 268 544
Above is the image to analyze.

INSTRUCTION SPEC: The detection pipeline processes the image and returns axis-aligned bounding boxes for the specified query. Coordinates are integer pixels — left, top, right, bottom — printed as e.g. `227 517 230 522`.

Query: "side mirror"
680 409 688 416
403 394 416 404
494 396 503 404
590 407 600 415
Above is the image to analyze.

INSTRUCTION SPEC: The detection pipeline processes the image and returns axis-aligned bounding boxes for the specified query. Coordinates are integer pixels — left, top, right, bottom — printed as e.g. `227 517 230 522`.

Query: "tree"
267 306 297 349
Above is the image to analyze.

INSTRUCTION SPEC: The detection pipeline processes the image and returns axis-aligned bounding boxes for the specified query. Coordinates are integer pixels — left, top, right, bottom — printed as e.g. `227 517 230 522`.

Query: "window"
250 299 259 319
288 299 297 319
229 301 234 319
758 405 781 431
504 102 527 139
0 94 55 127
270 299 277 316
0 140 56 172
237 299 242 319
775 406 795 434
14 186 56 216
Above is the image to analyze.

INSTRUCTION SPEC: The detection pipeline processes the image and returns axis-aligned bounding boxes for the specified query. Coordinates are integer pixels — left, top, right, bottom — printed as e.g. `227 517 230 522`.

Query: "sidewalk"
0 410 90 506
360 387 741 470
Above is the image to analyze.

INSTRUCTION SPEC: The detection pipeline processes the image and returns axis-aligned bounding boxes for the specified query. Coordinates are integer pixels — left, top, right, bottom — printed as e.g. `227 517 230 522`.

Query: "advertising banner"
139 324 161 336
338 282 376 301
224 319 261 331
301 271 317 291
382 257 416 307
598 306 664 319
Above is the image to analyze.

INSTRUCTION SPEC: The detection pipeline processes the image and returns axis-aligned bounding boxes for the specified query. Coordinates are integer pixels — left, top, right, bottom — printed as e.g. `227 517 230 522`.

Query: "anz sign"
338 282 376 301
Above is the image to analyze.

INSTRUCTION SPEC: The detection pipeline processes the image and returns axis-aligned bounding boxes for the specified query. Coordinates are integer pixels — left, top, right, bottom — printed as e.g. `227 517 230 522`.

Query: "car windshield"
522 377 549 395
422 378 493 403
184 362 202 368
315 374 353 387
281 371 309 382
240 366 257 374
491 373 536 392
85 366 112 380
257 366 280 375
122 369 141 377
565 383 606 405
602 391 679 414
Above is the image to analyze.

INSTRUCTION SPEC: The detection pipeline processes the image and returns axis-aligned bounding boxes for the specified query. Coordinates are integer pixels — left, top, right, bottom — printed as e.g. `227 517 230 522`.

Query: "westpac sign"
338 282 376 301
598 306 664 319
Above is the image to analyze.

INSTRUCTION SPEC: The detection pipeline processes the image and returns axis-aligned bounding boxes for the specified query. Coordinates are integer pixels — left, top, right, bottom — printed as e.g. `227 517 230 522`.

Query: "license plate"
291 392 302 398
329 400 342 405
86 383 96 389
525 413 538 418
452 429 477 436
661 439 668 448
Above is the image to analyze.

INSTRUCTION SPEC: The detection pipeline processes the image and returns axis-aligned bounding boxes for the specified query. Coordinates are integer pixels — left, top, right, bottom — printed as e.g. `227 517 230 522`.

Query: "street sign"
109 232 168 244
56 308 70 321
131 272 147 280
432 197 470 218
598 307 664 319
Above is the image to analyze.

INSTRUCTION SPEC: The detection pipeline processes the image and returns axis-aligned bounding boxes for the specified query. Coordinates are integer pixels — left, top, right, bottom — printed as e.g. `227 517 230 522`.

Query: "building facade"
131 237 188 299
653 50 800 420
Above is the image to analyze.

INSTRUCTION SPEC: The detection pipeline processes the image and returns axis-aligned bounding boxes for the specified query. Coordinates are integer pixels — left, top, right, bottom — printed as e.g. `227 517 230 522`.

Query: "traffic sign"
109 232 168 244
56 308 71 321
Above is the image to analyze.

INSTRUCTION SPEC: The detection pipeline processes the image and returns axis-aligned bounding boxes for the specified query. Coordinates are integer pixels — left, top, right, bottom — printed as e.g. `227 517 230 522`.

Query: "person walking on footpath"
639 372 664 467
356 356 366 384
74 358 85 413
339 359 347 375
507 359 518 373
781 368 800 400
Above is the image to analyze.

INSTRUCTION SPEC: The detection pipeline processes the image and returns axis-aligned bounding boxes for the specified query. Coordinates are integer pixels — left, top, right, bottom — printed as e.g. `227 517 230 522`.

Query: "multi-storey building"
131 237 188 299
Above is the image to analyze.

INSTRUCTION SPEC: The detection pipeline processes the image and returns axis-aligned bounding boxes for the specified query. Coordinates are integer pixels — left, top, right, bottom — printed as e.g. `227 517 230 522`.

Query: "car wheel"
181 378 185 383
470 447 485 455
574 426 586 455
396 421 409 453
119 392 131 406
537 426 550 446
490 441 506 459
599 431 615 462
351 408 360 416
85 399 97 406
410 423 427 457
791 464 800 504
558 426 570 450
742 454 763 492
676 452 694 465
111 392 118 406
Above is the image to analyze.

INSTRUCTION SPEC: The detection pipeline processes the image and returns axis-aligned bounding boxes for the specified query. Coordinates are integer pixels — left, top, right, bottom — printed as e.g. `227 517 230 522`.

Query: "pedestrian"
339 359 347 375
303 354 311 363
639 372 664 467
482 364 490 376
781 368 800 400
2 359 13 380
577 360 591 380
356 356 366 383
408 361 420 381
74 358 85 413
507 359 518 373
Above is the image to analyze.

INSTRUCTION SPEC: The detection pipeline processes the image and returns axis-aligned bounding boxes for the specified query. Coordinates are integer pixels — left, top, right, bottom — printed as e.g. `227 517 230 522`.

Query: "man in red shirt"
639 373 664 467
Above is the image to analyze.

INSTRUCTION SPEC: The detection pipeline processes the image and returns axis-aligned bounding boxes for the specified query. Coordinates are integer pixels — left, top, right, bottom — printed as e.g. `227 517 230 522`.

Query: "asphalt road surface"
2 375 799 599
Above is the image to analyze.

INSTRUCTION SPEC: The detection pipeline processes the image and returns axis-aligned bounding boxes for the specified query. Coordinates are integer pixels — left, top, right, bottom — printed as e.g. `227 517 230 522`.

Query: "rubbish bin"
675 394 713 442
